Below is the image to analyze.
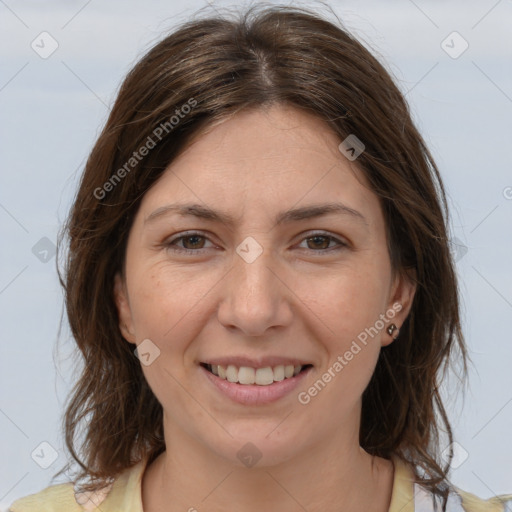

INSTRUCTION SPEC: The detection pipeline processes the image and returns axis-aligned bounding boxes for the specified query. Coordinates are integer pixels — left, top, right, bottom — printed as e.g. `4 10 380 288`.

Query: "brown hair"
55 3 468 498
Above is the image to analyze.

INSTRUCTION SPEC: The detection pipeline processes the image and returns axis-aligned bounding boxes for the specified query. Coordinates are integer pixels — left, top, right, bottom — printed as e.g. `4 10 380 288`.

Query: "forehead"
175 105 357 178
138 105 382 231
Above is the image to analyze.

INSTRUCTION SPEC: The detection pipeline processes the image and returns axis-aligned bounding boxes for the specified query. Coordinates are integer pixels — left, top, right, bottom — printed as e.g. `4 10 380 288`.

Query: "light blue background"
1 0 511 508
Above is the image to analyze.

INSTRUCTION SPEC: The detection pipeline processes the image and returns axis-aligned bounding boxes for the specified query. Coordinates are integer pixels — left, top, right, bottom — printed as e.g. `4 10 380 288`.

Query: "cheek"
297 264 387 397
126 266 215 422
297 276 385 419
127 263 222 357
299 263 389 347
128 265 189 330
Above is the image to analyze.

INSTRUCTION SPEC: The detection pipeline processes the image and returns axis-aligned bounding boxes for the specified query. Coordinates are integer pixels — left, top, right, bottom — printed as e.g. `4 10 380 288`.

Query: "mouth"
200 362 313 386
199 360 313 405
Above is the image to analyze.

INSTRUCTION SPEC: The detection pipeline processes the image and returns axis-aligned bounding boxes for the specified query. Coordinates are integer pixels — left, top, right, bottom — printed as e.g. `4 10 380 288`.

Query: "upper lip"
200 356 313 368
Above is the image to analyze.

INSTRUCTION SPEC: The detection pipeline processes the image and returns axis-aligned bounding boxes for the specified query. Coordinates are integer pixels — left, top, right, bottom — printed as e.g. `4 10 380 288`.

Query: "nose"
217 246 293 337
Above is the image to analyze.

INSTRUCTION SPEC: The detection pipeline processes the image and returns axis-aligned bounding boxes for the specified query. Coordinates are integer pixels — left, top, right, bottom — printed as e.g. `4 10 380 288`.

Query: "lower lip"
201 365 312 405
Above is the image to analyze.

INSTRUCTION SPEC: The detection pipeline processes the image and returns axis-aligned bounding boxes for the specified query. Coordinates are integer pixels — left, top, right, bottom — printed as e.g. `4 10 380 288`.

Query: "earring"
386 323 399 340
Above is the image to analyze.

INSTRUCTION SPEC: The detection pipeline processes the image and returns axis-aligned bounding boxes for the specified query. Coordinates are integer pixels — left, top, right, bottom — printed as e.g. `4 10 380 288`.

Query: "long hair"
54 4 468 496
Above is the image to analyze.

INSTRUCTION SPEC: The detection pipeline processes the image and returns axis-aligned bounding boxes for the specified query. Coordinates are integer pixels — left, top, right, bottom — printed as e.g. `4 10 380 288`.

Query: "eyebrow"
144 202 369 228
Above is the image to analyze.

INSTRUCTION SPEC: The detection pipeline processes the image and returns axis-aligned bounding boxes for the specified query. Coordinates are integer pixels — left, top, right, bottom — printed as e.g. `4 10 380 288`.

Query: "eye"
297 232 347 253
165 232 215 254
164 231 347 256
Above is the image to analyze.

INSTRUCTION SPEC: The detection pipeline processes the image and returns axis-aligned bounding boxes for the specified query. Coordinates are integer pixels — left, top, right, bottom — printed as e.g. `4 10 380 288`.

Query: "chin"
206 424 309 469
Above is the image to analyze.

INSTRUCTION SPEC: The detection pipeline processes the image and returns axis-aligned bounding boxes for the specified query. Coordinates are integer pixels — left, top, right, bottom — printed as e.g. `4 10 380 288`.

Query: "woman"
9 5 511 512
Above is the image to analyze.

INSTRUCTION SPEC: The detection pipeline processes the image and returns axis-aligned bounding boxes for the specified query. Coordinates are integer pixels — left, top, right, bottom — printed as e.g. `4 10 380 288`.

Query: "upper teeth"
209 364 303 385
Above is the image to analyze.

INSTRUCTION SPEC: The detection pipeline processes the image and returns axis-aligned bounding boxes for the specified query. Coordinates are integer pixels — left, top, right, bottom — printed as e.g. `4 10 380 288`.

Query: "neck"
142 418 394 512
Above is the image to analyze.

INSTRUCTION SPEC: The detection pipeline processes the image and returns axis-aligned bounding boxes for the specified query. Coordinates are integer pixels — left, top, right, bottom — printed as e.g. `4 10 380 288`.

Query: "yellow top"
8 456 512 511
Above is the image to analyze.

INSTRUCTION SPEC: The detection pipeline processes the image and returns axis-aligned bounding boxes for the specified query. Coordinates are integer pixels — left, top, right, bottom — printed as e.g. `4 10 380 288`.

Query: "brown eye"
165 232 214 254
180 235 206 250
298 233 347 253
306 235 331 250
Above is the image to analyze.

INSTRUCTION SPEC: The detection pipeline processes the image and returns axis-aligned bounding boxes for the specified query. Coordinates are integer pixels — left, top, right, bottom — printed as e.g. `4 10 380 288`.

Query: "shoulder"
7 482 114 512
391 456 512 512
456 488 512 512
7 482 82 512
8 458 147 512
414 478 512 512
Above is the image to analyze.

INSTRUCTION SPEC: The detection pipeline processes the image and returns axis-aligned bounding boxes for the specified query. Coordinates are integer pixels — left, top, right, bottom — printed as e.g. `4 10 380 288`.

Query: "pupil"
185 235 203 249
309 236 328 249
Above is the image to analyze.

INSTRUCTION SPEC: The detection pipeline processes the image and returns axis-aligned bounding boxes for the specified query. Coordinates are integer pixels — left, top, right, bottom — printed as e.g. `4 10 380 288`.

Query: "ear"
113 272 136 344
382 267 417 347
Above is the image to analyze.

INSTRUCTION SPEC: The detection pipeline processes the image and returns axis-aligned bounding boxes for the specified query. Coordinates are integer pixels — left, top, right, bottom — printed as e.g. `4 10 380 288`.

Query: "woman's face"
115 105 416 467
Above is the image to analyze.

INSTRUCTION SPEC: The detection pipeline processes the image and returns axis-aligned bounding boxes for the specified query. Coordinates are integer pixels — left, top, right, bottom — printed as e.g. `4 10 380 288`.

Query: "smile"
199 360 314 405
201 363 313 385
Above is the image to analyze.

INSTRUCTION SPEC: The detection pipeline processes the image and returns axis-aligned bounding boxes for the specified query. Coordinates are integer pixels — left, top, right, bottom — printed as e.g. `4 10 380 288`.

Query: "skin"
114 104 416 512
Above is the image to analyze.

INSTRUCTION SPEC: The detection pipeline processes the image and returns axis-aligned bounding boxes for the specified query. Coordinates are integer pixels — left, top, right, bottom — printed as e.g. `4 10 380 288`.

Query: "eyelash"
164 231 347 255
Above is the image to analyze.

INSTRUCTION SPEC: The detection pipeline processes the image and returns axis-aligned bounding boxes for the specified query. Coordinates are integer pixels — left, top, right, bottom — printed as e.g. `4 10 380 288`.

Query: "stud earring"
386 323 399 340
